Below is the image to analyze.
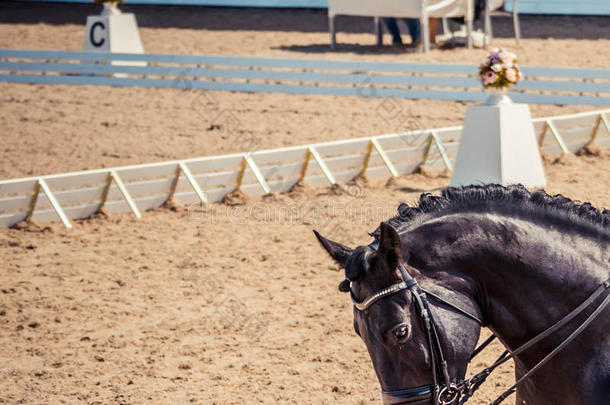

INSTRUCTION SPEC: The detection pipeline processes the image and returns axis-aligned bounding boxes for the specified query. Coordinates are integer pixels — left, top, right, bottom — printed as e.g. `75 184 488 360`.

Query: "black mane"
372 184 609 240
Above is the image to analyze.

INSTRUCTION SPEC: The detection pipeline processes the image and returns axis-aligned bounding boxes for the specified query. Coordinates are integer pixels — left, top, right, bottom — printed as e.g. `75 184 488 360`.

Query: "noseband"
348 243 610 405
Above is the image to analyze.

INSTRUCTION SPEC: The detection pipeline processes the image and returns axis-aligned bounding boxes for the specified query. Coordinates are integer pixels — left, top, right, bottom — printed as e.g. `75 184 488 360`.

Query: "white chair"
483 0 521 45
439 1 520 47
328 0 475 52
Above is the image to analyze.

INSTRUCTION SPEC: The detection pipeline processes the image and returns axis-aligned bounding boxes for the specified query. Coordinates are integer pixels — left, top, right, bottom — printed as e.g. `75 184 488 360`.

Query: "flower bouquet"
479 48 522 89
478 48 522 105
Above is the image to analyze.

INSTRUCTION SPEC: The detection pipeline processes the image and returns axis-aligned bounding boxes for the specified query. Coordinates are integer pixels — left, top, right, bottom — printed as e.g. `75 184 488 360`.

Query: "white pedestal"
451 102 547 188
83 9 145 68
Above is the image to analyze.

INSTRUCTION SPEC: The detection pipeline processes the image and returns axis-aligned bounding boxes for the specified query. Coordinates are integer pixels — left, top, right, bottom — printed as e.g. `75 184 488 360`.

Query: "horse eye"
394 325 409 341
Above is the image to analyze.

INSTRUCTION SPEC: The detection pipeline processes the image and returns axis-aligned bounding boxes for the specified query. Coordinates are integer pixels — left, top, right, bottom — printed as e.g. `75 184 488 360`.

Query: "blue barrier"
1 49 609 106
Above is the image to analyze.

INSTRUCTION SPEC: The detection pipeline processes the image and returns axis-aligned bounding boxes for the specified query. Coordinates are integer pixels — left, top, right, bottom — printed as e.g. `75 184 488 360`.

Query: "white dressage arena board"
0 109 608 228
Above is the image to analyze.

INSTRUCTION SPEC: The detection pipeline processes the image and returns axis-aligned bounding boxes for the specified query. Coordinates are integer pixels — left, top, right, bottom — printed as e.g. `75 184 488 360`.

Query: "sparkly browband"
350 281 408 311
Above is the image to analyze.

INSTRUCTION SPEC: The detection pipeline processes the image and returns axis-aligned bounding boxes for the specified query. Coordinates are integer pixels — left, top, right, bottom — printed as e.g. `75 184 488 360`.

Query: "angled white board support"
243 154 272 195
309 146 337 185
179 162 209 204
38 178 73 228
546 119 570 155
594 113 610 143
371 138 399 177
102 170 142 219
430 131 453 171
235 154 272 194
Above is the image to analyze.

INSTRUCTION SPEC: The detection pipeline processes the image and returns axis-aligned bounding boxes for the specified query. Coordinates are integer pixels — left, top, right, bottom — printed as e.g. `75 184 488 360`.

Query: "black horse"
315 184 609 405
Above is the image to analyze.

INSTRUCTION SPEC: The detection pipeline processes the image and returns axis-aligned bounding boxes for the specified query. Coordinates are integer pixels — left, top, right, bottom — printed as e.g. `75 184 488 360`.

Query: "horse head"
315 185 610 405
315 222 482 404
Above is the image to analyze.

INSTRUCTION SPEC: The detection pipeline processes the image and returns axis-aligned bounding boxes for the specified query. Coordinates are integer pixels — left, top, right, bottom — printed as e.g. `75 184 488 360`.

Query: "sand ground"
0 154 608 404
0 3 609 404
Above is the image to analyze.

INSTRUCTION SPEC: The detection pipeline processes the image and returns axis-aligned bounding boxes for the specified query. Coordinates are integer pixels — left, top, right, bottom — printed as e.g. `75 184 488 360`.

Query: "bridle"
351 258 480 405
348 242 610 405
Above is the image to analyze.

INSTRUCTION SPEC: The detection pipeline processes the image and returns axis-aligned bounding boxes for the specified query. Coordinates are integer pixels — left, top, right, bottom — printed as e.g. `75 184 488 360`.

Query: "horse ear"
313 230 353 267
378 222 402 269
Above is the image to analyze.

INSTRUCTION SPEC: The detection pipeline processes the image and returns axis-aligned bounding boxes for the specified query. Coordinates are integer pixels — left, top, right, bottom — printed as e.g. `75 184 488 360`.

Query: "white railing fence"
1 109 608 228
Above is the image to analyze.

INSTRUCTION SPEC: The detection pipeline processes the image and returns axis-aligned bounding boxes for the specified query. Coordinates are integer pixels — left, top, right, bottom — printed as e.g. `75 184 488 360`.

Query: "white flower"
491 64 502 73
513 65 523 79
499 51 515 64
506 68 518 83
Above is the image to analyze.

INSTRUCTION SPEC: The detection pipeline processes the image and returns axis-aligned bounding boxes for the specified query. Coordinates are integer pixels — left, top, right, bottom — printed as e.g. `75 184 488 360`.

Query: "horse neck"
404 212 606 351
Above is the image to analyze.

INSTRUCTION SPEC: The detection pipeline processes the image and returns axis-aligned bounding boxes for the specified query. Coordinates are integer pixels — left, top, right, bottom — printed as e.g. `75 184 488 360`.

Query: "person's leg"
403 18 421 44
403 18 436 48
382 18 402 45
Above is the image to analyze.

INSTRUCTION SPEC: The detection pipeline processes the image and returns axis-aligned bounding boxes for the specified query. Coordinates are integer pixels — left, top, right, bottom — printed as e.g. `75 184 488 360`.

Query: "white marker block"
451 101 547 188
83 6 145 69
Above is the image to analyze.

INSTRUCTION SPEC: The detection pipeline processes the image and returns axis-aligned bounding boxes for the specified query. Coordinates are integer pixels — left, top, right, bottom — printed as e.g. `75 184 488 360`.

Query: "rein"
459 278 610 405
348 254 610 405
